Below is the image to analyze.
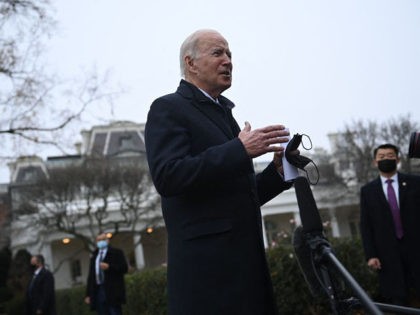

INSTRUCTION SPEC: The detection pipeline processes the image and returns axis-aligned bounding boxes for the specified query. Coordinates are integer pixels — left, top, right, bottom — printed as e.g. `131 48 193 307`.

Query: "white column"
133 234 145 270
261 215 268 249
293 211 301 227
328 207 340 237
41 243 54 270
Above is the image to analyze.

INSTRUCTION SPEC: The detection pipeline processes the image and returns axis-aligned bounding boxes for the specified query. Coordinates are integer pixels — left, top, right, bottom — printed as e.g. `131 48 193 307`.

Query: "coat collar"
176 80 238 139
176 79 235 108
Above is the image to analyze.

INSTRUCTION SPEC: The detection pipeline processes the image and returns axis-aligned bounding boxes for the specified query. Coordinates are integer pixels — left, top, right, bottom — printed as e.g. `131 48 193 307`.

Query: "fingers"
259 124 286 132
273 151 283 169
242 121 251 132
239 122 290 158
100 262 109 270
260 126 289 142
367 258 381 270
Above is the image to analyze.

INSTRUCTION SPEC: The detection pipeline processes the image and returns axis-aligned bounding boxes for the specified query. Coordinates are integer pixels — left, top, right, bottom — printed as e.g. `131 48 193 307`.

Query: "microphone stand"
306 233 420 315
306 233 382 315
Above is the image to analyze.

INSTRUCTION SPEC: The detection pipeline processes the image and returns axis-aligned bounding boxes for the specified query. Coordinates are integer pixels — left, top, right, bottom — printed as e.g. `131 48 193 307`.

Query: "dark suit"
145 80 292 315
26 268 56 315
360 172 420 301
86 246 128 313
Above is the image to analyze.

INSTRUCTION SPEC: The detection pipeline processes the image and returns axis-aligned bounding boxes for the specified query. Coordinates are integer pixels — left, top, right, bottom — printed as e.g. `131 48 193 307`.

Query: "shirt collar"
197 88 235 110
380 173 398 185
34 267 43 275
198 88 220 104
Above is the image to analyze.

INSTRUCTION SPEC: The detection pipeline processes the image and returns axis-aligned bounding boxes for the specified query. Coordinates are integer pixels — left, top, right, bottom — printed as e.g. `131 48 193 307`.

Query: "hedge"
3 238 379 315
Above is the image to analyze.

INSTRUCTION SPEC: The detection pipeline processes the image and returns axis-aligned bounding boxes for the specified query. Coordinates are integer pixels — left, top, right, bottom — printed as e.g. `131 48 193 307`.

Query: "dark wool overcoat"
26 268 57 315
145 80 292 315
85 246 128 310
360 172 420 299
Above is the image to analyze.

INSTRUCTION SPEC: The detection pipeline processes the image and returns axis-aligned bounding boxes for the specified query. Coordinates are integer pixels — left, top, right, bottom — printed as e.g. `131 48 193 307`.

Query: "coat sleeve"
107 248 128 275
85 255 95 298
360 186 377 260
256 161 293 205
37 270 55 313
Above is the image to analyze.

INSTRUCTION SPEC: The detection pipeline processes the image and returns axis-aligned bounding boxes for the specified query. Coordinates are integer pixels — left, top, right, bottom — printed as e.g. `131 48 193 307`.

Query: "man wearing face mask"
25 254 56 315
360 143 420 307
85 232 128 315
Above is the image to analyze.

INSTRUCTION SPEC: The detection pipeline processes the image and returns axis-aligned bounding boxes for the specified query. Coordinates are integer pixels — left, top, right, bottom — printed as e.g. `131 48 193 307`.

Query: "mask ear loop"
298 134 319 185
301 160 320 185
300 134 313 150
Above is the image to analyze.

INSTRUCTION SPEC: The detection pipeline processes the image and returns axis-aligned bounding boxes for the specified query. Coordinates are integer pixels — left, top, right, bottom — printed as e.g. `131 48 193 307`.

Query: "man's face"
30 256 39 267
96 233 108 243
374 148 398 163
187 32 232 98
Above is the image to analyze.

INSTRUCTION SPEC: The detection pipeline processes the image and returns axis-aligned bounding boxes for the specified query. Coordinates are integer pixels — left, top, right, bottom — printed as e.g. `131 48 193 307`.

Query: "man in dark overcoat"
360 143 420 306
145 29 294 315
85 233 128 315
26 254 56 315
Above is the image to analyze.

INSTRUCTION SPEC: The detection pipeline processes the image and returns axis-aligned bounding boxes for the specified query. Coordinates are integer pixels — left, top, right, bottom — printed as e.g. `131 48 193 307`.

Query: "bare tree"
10 155 161 253
0 0 119 161
332 114 419 189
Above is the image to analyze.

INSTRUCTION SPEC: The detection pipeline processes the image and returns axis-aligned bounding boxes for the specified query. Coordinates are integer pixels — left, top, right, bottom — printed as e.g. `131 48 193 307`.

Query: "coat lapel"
397 172 408 211
372 177 389 210
176 80 237 139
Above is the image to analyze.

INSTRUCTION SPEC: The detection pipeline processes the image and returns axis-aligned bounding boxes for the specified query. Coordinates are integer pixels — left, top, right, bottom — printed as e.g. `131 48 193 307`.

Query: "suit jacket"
145 80 292 315
360 172 420 298
26 268 56 315
85 246 128 310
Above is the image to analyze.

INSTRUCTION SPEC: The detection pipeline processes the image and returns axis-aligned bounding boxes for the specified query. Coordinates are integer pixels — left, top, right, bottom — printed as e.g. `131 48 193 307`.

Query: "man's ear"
185 56 196 73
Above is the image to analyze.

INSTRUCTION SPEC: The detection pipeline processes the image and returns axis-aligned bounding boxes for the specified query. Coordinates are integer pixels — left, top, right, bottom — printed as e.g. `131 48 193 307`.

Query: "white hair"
179 29 221 77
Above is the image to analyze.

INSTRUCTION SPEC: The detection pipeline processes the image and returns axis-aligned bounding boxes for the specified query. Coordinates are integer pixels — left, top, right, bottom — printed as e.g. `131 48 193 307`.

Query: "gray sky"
1 0 420 182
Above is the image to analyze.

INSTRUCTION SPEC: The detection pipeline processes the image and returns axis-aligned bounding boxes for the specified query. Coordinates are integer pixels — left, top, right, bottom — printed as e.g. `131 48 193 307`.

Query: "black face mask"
285 133 319 184
285 134 312 169
377 159 397 173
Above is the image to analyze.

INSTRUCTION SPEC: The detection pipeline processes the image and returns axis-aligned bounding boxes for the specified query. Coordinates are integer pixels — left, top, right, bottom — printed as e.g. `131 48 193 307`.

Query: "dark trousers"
95 285 122 315
391 237 414 306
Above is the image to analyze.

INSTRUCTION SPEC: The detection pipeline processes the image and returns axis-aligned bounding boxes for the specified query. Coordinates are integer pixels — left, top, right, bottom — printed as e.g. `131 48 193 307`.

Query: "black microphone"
293 176 384 315
293 176 332 298
292 225 325 298
294 176 323 234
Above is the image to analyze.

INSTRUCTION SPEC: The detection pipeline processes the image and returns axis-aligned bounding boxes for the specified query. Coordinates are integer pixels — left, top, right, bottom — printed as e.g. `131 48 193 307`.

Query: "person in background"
360 143 420 306
145 29 294 315
25 254 56 315
85 232 128 315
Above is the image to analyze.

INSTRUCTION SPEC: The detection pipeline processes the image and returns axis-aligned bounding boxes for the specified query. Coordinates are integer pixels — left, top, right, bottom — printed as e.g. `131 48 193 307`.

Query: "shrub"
124 267 167 315
4 238 378 315
267 237 379 315
56 285 90 315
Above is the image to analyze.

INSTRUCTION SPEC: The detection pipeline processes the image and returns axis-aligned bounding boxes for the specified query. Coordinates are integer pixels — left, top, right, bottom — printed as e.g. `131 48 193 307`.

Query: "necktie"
98 250 105 284
386 179 404 239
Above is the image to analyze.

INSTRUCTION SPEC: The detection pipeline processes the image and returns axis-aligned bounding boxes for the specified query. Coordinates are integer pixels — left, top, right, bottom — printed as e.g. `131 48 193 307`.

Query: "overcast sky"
1 0 420 182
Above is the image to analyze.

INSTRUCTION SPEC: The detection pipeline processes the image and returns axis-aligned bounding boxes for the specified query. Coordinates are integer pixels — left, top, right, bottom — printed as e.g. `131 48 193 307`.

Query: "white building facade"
6 121 361 289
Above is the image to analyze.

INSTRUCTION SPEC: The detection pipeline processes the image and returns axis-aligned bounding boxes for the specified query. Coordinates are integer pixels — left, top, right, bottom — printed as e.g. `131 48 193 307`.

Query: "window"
70 259 82 283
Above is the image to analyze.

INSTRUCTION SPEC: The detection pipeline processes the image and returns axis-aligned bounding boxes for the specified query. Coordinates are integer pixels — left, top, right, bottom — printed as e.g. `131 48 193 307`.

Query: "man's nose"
222 54 232 64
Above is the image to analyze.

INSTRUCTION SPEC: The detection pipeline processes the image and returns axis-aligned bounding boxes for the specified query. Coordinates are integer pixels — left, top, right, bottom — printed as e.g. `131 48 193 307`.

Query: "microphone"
293 176 329 298
292 225 325 298
293 176 384 315
294 176 323 234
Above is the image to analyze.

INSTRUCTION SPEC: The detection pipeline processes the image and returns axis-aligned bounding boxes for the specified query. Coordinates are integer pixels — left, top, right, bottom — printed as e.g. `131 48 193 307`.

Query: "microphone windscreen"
292 226 325 298
294 176 323 233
